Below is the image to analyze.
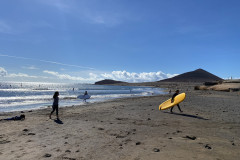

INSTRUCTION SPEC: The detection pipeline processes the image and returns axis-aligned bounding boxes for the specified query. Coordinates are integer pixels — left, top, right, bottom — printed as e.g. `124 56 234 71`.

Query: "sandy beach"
1 83 240 160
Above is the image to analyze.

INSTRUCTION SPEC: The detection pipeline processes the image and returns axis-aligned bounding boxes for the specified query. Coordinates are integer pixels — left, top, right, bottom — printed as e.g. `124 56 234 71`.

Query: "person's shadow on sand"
54 119 64 124
164 112 208 120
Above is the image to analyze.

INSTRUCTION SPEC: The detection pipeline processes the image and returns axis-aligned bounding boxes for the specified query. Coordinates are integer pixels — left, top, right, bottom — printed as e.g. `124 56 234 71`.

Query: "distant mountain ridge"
159 69 223 82
95 69 223 85
95 79 126 85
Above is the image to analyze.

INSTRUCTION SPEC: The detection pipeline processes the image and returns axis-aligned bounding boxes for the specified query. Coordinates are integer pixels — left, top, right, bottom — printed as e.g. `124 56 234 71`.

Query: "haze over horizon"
1 0 240 83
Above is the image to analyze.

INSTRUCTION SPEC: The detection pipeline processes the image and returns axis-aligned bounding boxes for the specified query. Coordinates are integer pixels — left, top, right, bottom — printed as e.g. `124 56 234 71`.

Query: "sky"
0 0 240 83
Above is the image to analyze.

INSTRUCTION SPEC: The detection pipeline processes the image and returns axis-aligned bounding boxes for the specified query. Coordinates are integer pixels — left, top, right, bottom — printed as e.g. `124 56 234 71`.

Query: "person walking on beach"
83 91 88 102
170 90 183 113
49 91 59 119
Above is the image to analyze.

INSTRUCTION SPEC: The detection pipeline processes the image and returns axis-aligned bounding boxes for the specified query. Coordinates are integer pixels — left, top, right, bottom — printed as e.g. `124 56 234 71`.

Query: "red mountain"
159 69 223 82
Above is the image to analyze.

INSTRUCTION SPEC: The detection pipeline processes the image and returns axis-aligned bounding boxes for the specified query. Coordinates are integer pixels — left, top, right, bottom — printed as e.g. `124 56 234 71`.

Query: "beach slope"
1 83 240 160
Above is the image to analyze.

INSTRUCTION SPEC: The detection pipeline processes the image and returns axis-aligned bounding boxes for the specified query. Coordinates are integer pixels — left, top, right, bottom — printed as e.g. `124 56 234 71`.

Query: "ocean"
0 82 166 112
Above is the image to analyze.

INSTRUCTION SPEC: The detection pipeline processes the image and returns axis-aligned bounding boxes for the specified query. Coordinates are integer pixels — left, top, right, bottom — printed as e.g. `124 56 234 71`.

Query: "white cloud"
89 72 98 79
1 67 177 83
7 73 38 78
22 66 39 70
101 70 178 82
43 70 177 83
43 70 85 81
0 67 7 76
0 67 46 80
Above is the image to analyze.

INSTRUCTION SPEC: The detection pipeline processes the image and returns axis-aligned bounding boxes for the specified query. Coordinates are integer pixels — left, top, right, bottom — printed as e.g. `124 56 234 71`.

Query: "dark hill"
95 79 126 85
159 69 223 82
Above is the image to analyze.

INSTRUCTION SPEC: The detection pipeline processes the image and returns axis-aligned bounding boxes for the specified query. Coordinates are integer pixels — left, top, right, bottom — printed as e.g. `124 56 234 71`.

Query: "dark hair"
53 91 59 99
20 114 25 120
176 90 179 92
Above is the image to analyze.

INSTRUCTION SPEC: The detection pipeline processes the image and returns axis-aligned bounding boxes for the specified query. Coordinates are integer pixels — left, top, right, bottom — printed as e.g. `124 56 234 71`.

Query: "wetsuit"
171 92 182 112
50 97 59 117
3 115 25 121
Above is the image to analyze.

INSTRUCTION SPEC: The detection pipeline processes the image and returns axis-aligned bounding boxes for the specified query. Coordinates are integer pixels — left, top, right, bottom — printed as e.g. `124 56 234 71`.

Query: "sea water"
0 82 166 112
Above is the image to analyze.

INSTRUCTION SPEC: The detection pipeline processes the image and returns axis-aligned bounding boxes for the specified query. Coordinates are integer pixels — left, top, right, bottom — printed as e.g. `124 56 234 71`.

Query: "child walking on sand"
49 91 59 120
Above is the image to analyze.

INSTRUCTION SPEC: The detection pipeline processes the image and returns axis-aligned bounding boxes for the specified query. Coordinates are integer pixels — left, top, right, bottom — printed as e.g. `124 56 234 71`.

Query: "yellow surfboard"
159 93 186 110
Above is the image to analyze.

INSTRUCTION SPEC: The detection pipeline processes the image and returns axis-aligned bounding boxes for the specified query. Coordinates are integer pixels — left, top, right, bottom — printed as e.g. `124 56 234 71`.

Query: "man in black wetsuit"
170 90 183 113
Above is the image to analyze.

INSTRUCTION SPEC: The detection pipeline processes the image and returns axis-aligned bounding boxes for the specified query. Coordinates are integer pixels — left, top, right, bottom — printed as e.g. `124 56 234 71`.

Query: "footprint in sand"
22 129 29 132
0 140 11 144
176 130 182 133
205 144 212 149
123 139 132 145
43 153 51 158
63 157 76 160
183 135 197 140
153 148 160 152
136 142 141 145
28 133 36 135
116 135 126 138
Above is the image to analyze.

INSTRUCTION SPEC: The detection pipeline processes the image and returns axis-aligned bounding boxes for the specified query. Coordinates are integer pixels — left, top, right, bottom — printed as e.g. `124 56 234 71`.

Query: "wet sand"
1 83 240 160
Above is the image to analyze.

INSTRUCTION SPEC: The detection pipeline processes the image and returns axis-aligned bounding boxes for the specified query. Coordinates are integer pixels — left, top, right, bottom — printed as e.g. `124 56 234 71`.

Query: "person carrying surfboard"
83 91 88 102
170 90 183 113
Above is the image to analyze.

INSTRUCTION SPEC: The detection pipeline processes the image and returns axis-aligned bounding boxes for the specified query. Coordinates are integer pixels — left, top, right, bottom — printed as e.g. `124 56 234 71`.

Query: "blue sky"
0 0 239 83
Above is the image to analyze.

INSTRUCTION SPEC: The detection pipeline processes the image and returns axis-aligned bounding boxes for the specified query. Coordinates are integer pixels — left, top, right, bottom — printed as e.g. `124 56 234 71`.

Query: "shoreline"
0 95 161 114
0 92 167 113
0 84 166 113
1 83 240 160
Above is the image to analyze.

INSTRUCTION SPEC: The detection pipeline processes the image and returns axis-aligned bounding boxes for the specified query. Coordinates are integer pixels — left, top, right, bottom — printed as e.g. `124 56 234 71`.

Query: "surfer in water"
49 91 60 120
170 90 183 113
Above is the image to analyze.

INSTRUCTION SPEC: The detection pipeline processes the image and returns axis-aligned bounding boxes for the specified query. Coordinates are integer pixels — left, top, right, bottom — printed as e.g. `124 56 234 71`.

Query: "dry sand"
1 83 240 160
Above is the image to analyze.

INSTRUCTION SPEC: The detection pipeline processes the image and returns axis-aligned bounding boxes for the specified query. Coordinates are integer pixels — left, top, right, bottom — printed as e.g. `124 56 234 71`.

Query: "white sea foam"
0 82 166 112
